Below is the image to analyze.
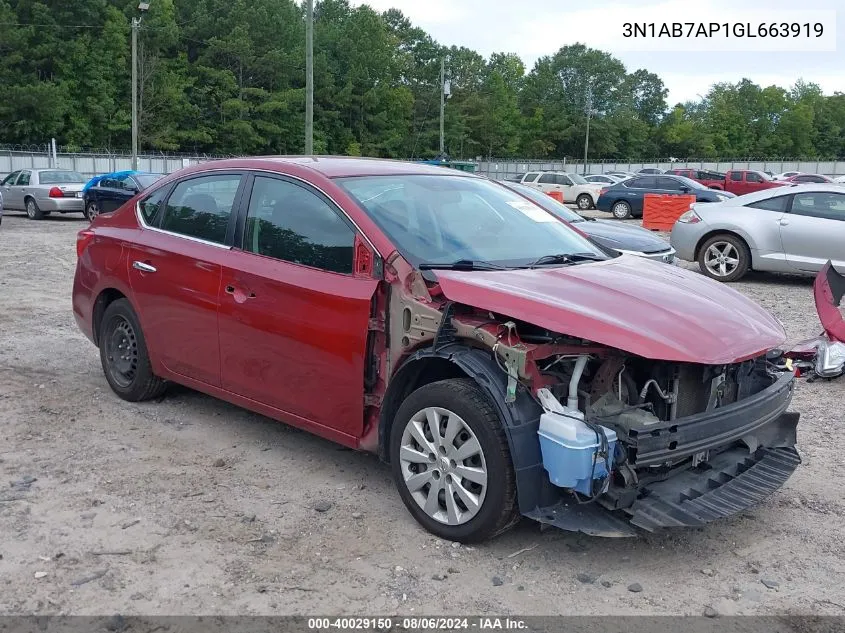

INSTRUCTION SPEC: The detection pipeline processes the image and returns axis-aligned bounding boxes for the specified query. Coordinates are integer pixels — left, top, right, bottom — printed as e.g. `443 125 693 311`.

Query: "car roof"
220 156 477 179
717 183 844 206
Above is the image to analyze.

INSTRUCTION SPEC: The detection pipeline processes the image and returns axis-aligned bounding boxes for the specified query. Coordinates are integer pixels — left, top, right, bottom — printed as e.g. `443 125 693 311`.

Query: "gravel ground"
1 211 843 617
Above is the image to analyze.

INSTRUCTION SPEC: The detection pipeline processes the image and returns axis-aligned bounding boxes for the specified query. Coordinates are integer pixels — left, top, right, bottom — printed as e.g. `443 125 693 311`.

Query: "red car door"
217 174 378 442
129 172 246 387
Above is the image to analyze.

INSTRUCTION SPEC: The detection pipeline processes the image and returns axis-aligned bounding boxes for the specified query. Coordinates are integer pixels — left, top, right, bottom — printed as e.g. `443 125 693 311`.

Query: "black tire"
610 200 631 219
389 378 519 543
576 194 593 210
25 197 44 220
98 298 167 401
84 200 99 222
697 233 751 282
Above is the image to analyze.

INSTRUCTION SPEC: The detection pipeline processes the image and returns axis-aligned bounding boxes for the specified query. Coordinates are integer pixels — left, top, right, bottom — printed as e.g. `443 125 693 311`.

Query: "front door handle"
779 218 790 226
132 261 157 273
225 284 256 301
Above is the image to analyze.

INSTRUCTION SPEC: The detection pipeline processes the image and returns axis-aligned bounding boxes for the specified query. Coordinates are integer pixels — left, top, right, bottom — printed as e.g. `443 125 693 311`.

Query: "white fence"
0 146 227 179
477 159 845 180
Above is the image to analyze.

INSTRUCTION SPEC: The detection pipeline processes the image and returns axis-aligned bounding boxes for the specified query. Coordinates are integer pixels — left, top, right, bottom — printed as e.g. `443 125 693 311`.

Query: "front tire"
611 200 632 219
99 298 167 401
390 379 519 543
576 194 593 210
84 200 99 221
25 198 44 220
697 234 750 282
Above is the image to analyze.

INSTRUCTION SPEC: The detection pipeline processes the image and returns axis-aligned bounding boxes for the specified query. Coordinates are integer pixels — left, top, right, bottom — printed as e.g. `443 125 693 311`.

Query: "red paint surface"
434 255 785 365
814 261 845 343
723 171 787 196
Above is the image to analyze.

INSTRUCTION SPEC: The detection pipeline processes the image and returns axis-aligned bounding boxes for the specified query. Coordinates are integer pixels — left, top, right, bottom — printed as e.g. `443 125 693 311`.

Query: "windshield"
501 182 583 223
568 173 588 185
40 170 85 184
336 175 606 268
135 174 164 188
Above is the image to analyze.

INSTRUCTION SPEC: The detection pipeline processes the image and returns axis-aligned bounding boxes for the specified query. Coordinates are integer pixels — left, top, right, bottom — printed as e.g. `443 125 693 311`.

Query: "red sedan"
73 157 800 541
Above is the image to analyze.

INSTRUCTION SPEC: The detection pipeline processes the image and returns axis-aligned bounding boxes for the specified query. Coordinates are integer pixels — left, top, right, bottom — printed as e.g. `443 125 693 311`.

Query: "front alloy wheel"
611 200 631 219
697 234 750 282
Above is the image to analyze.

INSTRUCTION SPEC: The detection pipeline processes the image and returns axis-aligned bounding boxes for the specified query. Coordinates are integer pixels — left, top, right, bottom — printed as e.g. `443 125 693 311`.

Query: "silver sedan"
670 184 845 282
0 168 87 220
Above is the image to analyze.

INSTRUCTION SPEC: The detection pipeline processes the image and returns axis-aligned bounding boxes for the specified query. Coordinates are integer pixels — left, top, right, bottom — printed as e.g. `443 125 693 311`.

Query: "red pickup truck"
666 169 726 190
723 170 786 196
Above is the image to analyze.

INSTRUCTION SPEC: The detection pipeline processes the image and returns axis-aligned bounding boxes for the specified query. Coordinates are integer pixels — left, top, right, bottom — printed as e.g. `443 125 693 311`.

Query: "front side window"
337 175 606 268
790 192 845 221
17 171 31 186
2 171 20 186
243 176 354 274
159 174 242 244
538 174 556 184
657 177 683 191
746 172 763 183
555 174 572 186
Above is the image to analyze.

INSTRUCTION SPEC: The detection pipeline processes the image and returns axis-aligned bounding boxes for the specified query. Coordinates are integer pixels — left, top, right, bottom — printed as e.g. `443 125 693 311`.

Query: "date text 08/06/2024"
307 617 528 630
623 22 824 38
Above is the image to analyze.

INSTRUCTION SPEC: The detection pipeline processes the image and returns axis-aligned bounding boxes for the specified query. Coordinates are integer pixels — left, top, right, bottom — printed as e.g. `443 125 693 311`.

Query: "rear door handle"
132 261 157 273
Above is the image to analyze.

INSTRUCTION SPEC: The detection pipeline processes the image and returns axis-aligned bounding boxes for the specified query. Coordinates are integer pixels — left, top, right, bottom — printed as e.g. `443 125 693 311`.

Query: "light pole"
131 2 150 170
583 86 593 174
305 0 314 155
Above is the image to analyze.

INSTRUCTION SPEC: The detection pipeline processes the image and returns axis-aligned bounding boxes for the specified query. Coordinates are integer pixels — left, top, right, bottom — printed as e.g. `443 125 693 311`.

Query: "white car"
519 171 603 210
773 171 802 180
584 174 622 185
834 175 845 183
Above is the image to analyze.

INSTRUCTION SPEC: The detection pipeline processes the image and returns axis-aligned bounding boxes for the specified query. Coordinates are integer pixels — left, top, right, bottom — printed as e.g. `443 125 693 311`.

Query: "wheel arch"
694 229 753 265
92 288 135 347
378 344 558 514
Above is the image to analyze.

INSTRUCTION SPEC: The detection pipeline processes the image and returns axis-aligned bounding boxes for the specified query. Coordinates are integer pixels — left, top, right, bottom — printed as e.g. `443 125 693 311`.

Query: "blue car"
595 174 734 219
82 170 164 221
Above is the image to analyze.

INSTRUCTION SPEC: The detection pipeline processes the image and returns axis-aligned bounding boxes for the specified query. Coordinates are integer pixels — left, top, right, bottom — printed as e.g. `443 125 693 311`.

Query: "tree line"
1 0 844 160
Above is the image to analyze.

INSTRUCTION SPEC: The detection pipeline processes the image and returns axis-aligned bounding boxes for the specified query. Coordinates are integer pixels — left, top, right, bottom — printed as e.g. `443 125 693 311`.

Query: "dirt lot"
1 211 843 617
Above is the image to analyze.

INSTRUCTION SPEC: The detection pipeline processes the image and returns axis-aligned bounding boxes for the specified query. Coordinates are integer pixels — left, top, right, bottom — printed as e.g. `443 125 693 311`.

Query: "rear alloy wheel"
25 198 44 220
611 200 632 219
99 298 166 401
390 379 518 542
576 194 593 210
698 234 750 282
84 201 99 221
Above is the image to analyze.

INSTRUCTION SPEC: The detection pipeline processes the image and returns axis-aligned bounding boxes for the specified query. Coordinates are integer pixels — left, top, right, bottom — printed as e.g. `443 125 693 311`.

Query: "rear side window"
243 176 354 274
730 172 742 181
747 195 790 212
139 187 168 224
522 173 539 183
160 174 242 244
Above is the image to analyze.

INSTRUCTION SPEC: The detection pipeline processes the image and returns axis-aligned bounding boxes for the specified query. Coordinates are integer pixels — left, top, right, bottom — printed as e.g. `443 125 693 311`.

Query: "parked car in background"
605 171 636 179
782 173 834 184
834 175 845 183
584 174 622 185
637 168 663 174
73 156 800 541
0 168 87 219
82 171 165 220
503 173 525 183
723 170 786 196
519 171 602 209
595 174 735 219
665 168 726 190
773 171 802 180
671 184 845 282
499 181 677 263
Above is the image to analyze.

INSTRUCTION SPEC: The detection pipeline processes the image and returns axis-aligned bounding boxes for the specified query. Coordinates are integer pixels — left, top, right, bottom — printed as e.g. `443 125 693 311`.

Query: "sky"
350 0 843 105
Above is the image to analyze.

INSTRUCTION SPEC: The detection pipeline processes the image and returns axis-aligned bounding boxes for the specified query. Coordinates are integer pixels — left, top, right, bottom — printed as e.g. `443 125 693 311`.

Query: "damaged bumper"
527 372 800 536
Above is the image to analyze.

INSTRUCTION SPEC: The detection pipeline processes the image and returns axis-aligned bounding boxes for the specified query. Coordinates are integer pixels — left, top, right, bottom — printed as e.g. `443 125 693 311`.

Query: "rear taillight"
76 229 95 258
599 188 608 196
48 187 64 198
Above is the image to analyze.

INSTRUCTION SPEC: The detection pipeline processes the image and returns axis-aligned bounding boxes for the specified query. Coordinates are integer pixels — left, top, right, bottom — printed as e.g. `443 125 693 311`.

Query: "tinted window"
790 192 845 221
746 172 763 183
796 175 826 183
656 177 683 191
555 174 572 186
139 187 169 224
17 171 31 186
39 170 85 184
730 172 742 182
628 177 656 189
160 174 241 243
2 171 20 186
99 178 118 189
522 173 540 183
243 176 354 274
538 174 556 184
747 195 790 212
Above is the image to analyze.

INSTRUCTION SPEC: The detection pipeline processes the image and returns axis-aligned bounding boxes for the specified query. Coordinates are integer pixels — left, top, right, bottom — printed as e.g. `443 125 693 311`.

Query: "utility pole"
131 16 139 170
439 58 445 156
305 0 314 155
583 86 593 175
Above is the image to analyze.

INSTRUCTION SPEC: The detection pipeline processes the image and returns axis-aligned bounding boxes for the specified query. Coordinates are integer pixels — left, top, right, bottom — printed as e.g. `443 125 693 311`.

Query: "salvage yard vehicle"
518 171 603 210
498 181 678 263
73 157 800 542
83 171 164 220
671 184 845 282
723 170 786 196
595 174 734 219
0 168 88 219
